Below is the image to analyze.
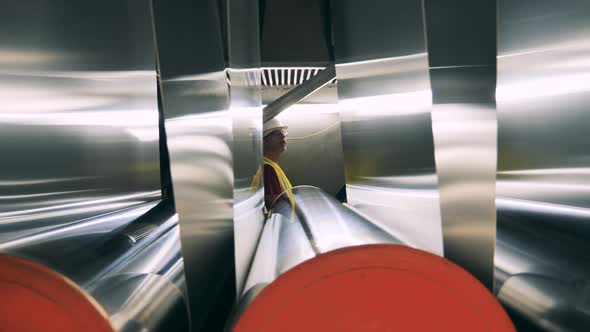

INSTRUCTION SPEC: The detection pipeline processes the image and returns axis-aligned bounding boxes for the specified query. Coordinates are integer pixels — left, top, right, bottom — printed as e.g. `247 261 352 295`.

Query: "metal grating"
261 67 337 87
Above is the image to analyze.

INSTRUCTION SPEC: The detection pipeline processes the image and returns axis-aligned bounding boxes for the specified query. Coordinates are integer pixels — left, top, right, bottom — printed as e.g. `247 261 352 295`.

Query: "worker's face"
265 129 288 153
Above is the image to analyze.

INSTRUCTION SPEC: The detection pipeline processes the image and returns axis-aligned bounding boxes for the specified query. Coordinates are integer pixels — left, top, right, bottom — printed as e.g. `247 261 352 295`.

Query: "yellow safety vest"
249 165 263 192
263 157 295 209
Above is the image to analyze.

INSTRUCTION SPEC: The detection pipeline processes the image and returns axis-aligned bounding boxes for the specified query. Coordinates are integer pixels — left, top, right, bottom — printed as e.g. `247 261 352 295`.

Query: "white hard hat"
263 117 288 137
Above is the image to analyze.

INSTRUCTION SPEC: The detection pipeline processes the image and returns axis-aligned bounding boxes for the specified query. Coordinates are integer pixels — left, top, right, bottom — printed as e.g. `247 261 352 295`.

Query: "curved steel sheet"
331 0 444 255
152 1 236 330
0 1 188 330
497 0 590 329
0 0 161 241
227 0 265 299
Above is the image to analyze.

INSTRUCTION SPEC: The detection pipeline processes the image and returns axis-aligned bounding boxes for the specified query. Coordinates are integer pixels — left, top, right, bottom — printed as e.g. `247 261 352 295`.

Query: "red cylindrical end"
0 254 114 332
235 244 515 332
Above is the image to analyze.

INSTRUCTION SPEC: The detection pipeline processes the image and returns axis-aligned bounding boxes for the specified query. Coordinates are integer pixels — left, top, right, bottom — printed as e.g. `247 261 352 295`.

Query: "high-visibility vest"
263 157 295 209
249 165 263 192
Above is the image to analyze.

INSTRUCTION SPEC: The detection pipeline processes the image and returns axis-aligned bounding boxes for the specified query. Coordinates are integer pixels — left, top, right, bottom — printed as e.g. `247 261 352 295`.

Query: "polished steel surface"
242 212 315 295
424 0 498 289
495 215 590 332
90 222 189 332
274 186 402 253
277 102 346 195
228 209 313 329
2 203 189 332
0 202 158 267
430 101 496 288
0 1 161 240
331 0 444 255
93 272 188 332
152 1 235 330
496 0 590 329
0 2 188 330
227 0 266 300
263 65 336 123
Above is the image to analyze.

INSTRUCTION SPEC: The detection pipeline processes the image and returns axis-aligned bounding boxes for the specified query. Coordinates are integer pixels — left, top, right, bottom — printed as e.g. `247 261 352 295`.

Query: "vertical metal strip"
424 0 497 289
226 0 265 300
152 0 235 330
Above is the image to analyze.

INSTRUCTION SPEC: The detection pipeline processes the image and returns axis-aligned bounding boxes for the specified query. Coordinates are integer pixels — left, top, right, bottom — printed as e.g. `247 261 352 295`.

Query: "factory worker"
262 117 294 210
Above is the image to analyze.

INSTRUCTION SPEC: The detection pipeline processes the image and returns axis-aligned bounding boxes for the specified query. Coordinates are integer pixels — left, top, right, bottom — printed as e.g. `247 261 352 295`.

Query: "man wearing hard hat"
262 118 294 210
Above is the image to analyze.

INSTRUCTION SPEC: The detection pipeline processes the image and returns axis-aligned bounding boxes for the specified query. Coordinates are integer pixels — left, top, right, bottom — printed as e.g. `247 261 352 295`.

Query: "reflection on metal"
152 0 235 330
0 1 161 242
331 0 443 255
272 186 402 253
242 212 314 294
424 0 498 289
226 0 266 300
497 0 590 330
494 213 590 332
263 65 336 123
2 206 189 332
88 221 189 332
0 1 188 330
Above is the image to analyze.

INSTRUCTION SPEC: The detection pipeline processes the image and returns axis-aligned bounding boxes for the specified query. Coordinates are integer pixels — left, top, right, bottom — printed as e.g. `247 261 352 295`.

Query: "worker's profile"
262 118 294 210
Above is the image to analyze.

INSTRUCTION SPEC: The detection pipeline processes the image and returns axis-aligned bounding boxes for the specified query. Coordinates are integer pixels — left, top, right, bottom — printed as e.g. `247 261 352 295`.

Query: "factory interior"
1 0 589 331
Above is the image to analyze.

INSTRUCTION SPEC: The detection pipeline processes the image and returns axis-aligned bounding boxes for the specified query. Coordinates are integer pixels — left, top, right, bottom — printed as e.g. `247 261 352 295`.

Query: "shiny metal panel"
430 100 497 289
152 1 235 330
227 0 265 300
424 0 498 289
0 1 161 240
331 0 444 255
0 2 189 330
497 0 590 329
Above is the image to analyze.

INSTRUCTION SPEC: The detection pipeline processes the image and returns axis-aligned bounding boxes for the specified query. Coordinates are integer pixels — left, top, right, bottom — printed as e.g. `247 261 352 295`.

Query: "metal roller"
226 186 401 330
232 188 514 332
240 186 402 299
0 207 189 332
